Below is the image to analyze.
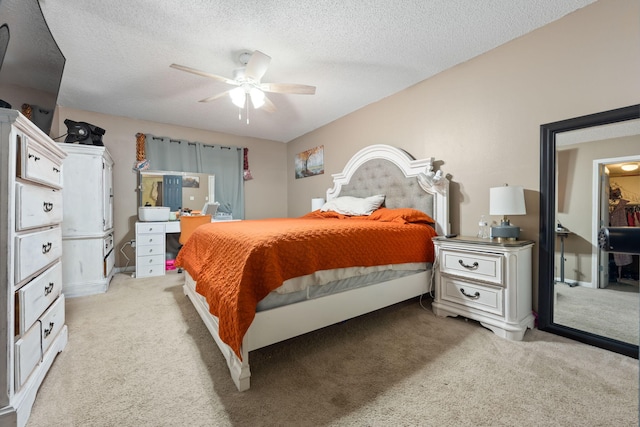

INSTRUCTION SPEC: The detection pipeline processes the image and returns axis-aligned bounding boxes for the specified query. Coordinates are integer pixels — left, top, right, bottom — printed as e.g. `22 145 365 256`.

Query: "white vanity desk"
134 219 238 278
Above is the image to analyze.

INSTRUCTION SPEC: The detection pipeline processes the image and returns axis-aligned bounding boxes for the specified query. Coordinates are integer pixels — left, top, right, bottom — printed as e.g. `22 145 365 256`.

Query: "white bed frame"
183 144 450 391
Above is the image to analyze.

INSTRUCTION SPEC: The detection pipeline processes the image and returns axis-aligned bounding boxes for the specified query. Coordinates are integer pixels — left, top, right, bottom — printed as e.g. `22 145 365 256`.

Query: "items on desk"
138 206 171 222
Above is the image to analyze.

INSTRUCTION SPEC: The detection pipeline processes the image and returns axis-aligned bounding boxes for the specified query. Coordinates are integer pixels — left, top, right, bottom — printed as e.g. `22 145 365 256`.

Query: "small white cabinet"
432 236 534 340
0 109 68 427
58 144 115 297
135 222 167 278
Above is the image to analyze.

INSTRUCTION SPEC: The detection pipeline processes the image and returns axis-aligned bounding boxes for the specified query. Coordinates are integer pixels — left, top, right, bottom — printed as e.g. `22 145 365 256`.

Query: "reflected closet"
608 172 640 286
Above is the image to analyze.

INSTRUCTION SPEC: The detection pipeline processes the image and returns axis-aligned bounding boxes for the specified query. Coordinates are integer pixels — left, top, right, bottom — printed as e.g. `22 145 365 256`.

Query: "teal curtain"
144 136 199 172
198 144 244 219
144 134 245 219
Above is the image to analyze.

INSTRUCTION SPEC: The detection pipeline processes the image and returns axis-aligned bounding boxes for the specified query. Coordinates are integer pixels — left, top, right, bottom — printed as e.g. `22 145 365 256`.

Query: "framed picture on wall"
183 176 200 188
295 145 324 179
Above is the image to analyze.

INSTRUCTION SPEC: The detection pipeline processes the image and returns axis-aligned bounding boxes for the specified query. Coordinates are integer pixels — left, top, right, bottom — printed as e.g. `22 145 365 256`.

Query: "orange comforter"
176 212 437 358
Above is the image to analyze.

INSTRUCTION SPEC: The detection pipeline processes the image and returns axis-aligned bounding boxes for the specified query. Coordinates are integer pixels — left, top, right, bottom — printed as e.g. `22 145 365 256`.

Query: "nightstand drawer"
440 249 503 285
442 276 503 316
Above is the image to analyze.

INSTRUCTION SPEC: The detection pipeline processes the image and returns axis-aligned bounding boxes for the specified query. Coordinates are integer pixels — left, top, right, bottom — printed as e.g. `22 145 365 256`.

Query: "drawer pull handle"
28 154 41 161
53 167 60 173
42 242 52 253
460 288 480 299
43 202 54 212
43 322 55 338
458 260 479 270
44 282 54 295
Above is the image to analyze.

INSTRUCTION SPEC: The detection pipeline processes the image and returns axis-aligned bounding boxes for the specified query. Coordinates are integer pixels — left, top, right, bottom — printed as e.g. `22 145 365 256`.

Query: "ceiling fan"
170 50 316 114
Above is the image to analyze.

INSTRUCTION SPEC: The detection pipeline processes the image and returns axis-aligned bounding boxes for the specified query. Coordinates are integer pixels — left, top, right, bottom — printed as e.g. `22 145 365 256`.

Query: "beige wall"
53 107 287 268
48 0 638 307
286 0 640 307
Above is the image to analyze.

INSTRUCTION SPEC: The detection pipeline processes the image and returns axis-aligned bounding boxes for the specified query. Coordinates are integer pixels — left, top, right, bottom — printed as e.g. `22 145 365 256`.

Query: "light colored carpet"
555 281 639 345
27 272 638 427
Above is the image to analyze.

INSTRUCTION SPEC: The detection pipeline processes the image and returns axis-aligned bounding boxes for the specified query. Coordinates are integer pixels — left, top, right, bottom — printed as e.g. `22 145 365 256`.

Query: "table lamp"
489 184 526 240
311 197 325 211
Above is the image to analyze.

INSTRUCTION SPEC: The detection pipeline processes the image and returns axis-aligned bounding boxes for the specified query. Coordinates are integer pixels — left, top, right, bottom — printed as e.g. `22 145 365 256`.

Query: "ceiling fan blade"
260 82 316 95
244 50 271 82
170 63 238 85
262 95 277 113
198 90 232 103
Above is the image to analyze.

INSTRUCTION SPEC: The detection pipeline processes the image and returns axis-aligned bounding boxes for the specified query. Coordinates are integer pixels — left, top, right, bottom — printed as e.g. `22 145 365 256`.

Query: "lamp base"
490 224 520 240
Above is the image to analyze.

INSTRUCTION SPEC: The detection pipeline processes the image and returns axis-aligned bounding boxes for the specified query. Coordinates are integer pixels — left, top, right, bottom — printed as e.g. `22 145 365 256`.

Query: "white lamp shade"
229 87 246 108
249 87 265 109
490 185 526 216
311 198 325 211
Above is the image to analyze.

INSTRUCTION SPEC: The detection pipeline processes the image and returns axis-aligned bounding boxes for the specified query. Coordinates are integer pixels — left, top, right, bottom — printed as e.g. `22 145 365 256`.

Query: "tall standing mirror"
538 104 640 358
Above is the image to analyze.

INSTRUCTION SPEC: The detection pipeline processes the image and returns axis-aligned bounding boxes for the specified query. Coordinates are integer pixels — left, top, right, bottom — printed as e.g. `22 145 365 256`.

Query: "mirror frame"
538 104 640 359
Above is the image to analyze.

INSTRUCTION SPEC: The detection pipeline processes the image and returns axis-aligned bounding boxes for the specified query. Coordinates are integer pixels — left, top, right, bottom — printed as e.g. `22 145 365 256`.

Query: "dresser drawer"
16 261 62 335
441 276 504 316
15 181 63 230
137 253 165 267
17 135 63 189
14 321 42 389
136 260 165 278
440 249 503 285
14 296 65 390
137 233 164 247
137 223 166 234
40 295 65 355
15 226 62 284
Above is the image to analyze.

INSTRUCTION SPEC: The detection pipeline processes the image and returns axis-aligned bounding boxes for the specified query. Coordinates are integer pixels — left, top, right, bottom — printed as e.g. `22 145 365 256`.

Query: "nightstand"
431 236 534 340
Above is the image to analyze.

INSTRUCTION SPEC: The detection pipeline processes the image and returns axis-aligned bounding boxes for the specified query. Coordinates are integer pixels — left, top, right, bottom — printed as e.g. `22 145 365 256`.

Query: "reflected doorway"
596 157 640 289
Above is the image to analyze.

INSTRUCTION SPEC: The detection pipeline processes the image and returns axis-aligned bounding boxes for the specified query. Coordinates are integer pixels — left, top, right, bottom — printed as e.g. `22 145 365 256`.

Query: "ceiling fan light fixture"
230 87 246 108
249 87 265 109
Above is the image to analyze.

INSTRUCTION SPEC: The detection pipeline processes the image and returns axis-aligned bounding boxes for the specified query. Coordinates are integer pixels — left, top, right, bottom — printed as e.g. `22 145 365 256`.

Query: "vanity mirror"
538 104 640 358
138 170 215 212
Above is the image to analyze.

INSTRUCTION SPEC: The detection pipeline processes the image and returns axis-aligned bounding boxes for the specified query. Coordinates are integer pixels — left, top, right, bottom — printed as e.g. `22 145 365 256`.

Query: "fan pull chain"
236 93 251 125
245 93 250 124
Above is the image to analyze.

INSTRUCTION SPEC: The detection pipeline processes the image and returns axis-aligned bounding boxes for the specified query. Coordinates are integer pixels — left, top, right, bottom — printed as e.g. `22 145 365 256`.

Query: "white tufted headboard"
326 145 450 235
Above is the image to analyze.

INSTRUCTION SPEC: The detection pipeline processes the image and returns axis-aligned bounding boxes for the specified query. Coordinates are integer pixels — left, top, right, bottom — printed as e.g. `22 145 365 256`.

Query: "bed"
177 144 450 391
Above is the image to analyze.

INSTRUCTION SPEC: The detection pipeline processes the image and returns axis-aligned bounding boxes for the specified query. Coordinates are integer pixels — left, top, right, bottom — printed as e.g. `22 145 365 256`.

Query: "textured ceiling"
37 0 595 142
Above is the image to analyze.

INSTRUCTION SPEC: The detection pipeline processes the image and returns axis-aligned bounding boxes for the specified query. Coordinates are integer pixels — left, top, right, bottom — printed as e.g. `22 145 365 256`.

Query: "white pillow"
320 195 385 216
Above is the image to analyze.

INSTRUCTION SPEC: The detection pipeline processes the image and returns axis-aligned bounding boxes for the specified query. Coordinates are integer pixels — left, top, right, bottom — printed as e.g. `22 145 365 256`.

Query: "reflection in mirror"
138 170 215 212
555 120 640 345
0 0 66 135
539 105 640 359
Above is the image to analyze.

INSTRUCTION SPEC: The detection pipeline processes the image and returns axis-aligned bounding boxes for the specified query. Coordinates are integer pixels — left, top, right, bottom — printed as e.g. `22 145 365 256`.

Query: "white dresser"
58 144 115 297
135 221 168 278
0 109 68 426
432 236 534 340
